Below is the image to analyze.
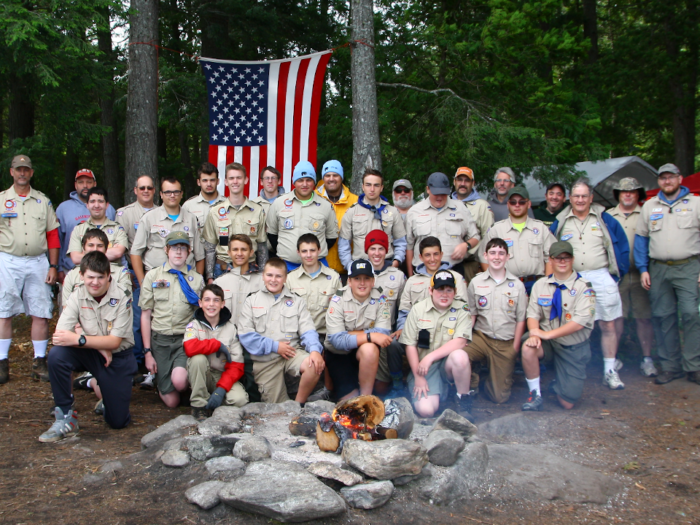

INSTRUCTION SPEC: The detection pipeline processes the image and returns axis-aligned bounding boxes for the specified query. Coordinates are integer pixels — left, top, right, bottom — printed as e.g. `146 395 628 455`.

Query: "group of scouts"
1 154 698 444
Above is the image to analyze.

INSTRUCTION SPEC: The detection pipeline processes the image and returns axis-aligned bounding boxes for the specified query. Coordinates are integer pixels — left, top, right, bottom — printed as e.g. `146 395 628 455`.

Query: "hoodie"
451 188 482 203
55 191 116 273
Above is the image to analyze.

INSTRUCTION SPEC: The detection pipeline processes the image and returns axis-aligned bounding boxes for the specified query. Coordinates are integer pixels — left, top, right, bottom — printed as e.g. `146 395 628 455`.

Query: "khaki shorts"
151 332 188 395
619 271 651 319
252 350 309 403
580 268 623 322
407 356 451 402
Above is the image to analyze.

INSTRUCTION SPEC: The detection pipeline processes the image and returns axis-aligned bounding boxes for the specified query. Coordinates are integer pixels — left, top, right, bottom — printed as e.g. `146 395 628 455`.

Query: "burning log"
375 427 399 439
316 421 341 452
289 415 319 437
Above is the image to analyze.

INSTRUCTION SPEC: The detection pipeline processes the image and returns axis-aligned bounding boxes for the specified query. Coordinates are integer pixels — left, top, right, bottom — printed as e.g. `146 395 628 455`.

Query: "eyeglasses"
168 245 189 252
495 179 512 184
262 177 278 182
138 186 154 191
508 199 528 206
162 190 182 196
552 256 573 262
394 188 411 194
659 174 680 182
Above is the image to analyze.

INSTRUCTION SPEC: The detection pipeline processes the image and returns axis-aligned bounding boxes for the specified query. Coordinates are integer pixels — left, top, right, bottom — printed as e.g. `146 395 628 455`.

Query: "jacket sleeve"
603 212 629 278
216 361 244 391
634 234 651 273
183 338 221 357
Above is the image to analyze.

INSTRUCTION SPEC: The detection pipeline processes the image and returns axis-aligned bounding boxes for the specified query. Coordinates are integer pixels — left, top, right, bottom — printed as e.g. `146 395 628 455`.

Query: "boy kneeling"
184 284 249 421
40 252 137 442
400 271 473 419
238 258 324 403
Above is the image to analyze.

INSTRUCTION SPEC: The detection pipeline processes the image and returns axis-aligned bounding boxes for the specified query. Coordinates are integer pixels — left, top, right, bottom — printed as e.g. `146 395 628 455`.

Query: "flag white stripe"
283 59 301 192
299 54 321 163
217 146 228 197
234 147 243 164
250 146 260 195
266 63 279 171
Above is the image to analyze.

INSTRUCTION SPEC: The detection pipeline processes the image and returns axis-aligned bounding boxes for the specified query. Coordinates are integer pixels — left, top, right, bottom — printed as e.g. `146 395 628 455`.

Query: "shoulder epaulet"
290 290 301 297
246 291 257 297
184 195 199 203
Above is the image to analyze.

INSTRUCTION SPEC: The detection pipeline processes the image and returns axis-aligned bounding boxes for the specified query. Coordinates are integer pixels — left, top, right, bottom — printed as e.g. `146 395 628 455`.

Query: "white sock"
526 377 541 396
643 356 653 363
32 340 48 358
603 357 616 374
0 339 11 360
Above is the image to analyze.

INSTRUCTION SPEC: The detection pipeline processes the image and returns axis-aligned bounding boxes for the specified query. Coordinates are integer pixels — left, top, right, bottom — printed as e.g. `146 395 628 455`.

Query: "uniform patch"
326 275 332 280
184 226 189 232
284 219 294 229
109 298 118 306
537 297 552 306
134 223 139 230
218 207 227 217
285 299 294 307
570 289 577 296
315 202 321 206
328 307 334 314
107 228 114 235
533 228 539 235
565 313 572 321
462 304 470 312
450 307 457 313
313 221 319 229
369 321 375 328
36 199 41 203
450 213 456 217
384 208 389 214
159 228 169 238
285 199 293 207
388 290 394 297
650 213 663 221
117 210 124 216
188 275 194 281
331 296 340 302
504 239 514 247
561 234 574 241
219 227 228 236
676 208 681 213
390 275 395 280
652 207 663 212
186 322 194 329
449 317 457 321
583 289 594 297
508 299 514 307
478 296 488 307
508 282 515 287
589 308 595 316
683 199 689 204
369 299 376 305
448 328 454 335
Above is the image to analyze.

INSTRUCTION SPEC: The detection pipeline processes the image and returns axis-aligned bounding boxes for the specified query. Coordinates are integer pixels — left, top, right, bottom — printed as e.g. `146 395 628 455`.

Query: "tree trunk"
350 0 381 195
180 129 196 197
97 6 123 208
125 0 159 204
158 125 167 160
582 0 598 63
64 145 79 201
8 71 34 142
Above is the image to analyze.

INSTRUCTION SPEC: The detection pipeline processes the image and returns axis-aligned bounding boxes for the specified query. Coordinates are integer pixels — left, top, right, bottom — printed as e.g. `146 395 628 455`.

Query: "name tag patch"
650 214 663 221
561 234 573 241
504 239 514 247
538 297 552 306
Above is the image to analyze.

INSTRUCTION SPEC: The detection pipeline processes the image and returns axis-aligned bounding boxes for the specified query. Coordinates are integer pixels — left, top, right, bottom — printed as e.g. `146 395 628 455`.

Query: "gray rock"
197 416 243 437
479 413 540 438
182 436 231 461
205 456 246 480
302 400 335 416
383 397 414 439
420 442 489 505
241 402 267 416
232 436 272 462
307 462 363 486
161 449 190 468
423 429 465 467
161 437 183 451
341 481 394 509
141 415 198 449
210 434 244 450
219 460 346 522
487 444 623 504
211 405 244 420
99 460 123 473
185 481 226 510
393 464 434 486
342 439 428 480
431 409 477 440
262 400 302 416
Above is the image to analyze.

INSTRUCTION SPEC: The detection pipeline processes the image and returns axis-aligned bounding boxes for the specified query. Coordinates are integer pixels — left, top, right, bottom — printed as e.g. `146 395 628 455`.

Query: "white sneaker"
604 370 625 390
140 372 155 390
640 360 659 377
614 358 623 371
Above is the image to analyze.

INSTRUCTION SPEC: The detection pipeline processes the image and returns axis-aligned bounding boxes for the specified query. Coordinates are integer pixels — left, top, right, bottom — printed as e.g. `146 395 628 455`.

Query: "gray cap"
550 241 574 259
613 177 646 201
11 155 32 169
392 179 413 191
658 163 681 176
427 172 451 195
494 167 515 183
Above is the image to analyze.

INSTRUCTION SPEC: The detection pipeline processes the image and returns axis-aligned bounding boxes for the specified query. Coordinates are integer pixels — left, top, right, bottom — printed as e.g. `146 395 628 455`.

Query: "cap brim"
429 187 451 195
167 240 190 246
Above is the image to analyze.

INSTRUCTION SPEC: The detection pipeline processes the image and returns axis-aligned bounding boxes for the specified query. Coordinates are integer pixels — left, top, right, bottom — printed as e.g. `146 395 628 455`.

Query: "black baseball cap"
431 270 456 289
348 259 374 278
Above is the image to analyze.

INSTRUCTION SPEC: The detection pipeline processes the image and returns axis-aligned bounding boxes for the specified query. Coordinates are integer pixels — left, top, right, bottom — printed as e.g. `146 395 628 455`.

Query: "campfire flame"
316 396 391 453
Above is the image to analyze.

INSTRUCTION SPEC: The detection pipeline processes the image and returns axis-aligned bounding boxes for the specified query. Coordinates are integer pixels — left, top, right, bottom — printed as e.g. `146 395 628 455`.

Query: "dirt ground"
0 312 699 525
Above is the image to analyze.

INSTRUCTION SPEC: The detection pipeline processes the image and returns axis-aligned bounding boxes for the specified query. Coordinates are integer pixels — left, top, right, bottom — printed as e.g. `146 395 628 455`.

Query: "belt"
519 275 542 283
651 258 691 266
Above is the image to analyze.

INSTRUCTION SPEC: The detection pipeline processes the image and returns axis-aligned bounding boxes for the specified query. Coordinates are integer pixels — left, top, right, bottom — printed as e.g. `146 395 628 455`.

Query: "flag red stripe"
291 58 311 171
242 148 251 197
308 53 332 170
275 62 291 183
208 145 218 166
258 145 268 195
224 147 235 197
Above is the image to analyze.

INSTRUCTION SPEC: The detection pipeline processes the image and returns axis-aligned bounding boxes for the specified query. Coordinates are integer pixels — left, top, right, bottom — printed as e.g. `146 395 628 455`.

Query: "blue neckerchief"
549 272 581 321
358 194 389 221
167 265 199 305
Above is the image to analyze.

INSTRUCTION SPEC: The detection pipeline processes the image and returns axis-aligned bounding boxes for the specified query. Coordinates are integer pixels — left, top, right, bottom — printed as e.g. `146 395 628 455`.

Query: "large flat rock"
141 415 198 449
419 442 489 504
479 413 540 439
487 444 623 504
219 460 346 522
342 439 428 480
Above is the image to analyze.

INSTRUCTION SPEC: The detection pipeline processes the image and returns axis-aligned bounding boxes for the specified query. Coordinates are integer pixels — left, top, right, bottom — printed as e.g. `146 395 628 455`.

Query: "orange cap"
455 167 474 180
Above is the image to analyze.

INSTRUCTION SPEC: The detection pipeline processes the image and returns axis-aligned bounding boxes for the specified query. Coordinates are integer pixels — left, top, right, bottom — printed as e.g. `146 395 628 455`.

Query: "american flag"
200 51 333 198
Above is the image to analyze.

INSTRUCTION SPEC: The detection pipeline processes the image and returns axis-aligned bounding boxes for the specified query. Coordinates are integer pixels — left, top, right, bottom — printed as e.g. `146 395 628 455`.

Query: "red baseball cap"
365 229 389 253
75 169 96 181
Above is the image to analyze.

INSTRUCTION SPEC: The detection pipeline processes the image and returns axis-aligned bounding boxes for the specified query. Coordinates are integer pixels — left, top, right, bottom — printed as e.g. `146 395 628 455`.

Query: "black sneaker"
655 371 685 385
31 357 49 382
0 359 8 384
73 372 94 390
455 392 475 423
522 390 543 411
192 407 209 422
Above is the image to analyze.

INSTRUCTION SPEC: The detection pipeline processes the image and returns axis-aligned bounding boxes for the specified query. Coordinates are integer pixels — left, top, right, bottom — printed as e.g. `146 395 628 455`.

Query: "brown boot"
0 359 8 384
31 357 49 382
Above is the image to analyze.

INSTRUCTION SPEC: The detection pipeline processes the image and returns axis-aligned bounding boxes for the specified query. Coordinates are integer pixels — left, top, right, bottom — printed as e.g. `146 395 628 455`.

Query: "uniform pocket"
677 213 696 229
445 218 462 236
281 308 299 333
306 214 326 234
475 291 492 311
252 307 267 332
528 240 543 257
415 217 431 236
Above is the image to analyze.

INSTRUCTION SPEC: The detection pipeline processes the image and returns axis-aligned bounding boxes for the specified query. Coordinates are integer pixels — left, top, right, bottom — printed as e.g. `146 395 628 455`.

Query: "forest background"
0 0 696 207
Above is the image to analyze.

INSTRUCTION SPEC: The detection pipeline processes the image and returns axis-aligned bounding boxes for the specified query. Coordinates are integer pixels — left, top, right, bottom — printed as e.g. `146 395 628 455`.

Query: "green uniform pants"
543 339 591 405
649 258 700 373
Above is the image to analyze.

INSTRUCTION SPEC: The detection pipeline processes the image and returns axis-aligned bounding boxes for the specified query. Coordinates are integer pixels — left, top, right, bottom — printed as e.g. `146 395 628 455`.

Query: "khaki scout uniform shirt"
325 287 392 354
527 272 595 346
406 198 479 268
251 195 274 215
467 269 527 340
139 262 204 334
116 201 154 247
399 270 468 313
184 316 244 370
637 194 700 261
608 204 641 271
373 266 406 325
62 265 132 307
182 192 227 233
464 199 494 258
213 267 264 324
286 265 342 334
555 204 618 275
479 217 555 277
339 201 407 261
266 191 339 264
399 298 472 361
202 198 266 264
0 186 59 256
67 218 129 267
238 286 317 362
130 205 204 271
57 277 135 352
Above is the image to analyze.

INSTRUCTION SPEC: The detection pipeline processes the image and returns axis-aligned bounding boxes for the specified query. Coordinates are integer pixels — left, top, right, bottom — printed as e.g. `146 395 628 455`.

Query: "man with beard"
487 167 534 222
392 179 414 223
534 182 567 228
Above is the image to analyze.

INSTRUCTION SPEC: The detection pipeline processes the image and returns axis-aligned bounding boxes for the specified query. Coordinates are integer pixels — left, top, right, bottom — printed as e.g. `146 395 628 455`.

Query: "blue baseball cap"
322 160 344 180
293 161 317 185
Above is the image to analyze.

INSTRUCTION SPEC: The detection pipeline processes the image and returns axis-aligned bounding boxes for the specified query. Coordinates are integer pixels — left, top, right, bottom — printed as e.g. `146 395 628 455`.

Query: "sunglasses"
138 186 154 191
508 199 528 206
394 187 411 194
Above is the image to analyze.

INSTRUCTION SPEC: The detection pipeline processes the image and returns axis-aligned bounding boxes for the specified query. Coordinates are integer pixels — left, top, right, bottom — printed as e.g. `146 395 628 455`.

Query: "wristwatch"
49 264 58 269
78 334 87 347
367 332 372 343
144 348 152 355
